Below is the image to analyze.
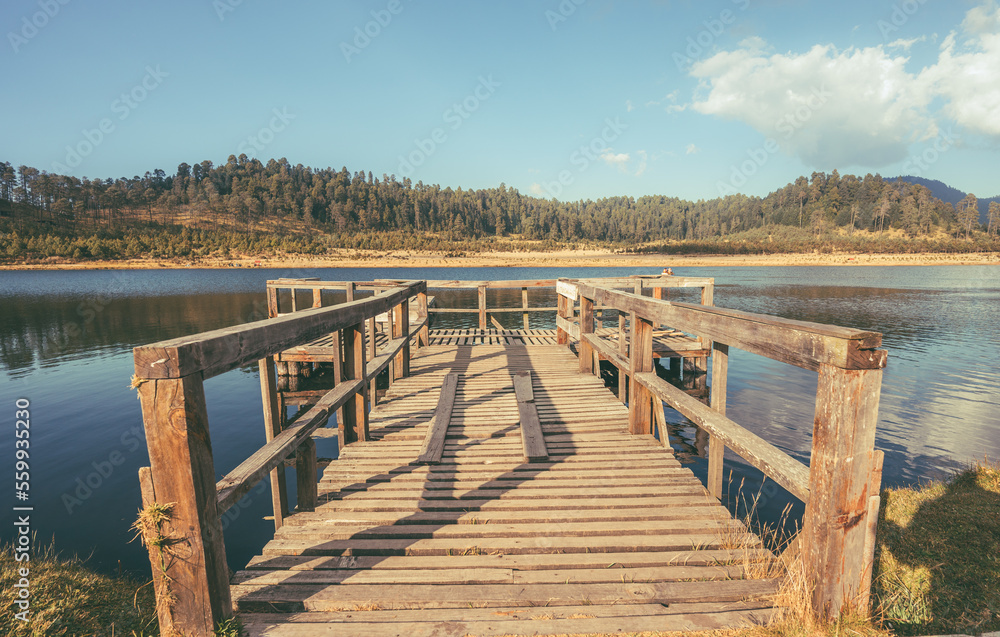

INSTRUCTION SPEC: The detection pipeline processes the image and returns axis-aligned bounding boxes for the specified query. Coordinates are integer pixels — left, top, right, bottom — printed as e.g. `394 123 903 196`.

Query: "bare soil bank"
3 250 999 271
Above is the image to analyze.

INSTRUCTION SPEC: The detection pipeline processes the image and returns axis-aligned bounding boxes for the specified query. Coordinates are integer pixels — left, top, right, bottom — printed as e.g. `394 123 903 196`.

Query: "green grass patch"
0 541 157 636
874 458 1000 635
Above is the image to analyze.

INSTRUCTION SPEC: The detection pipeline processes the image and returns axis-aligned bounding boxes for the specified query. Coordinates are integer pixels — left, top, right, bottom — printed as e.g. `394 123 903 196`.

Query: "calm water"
1 265 998 575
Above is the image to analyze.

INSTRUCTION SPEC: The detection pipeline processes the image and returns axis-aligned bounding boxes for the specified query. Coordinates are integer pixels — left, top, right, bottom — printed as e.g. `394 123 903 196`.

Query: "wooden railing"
132 280 426 635
560 278 887 619
418 275 713 333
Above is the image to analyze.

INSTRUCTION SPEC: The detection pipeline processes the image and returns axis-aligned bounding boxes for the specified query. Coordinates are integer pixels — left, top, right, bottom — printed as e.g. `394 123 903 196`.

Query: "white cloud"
635 150 648 176
738 36 769 53
919 31 1000 136
962 0 999 34
601 151 630 169
888 36 927 50
690 43 933 166
686 144 700 155
529 183 545 196
626 99 634 112
685 1 1000 167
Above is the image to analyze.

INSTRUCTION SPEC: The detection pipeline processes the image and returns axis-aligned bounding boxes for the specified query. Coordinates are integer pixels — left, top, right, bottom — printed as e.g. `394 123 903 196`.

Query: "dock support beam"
417 291 429 347
801 364 883 619
137 375 232 636
578 295 595 374
259 357 288 529
628 315 653 435
478 285 487 331
342 321 369 443
707 342 728 499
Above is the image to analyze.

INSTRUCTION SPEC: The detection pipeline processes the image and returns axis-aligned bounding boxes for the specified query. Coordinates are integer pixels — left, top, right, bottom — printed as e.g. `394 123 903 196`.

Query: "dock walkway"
232 342 777 636
133 277 886 636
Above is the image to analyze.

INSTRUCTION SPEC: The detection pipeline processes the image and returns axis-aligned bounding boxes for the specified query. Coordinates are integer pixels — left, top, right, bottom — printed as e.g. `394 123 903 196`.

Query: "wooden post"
266 286 279 318
628 315 654 435
617 313 627 403
578 295 595 374
137 374 232 635
259 357 288 529
556 294 571 346
312 288 322 308
341 321 369 444
801 364 883 619
393 299 409 379
521 287 529 331
652 286 663 329
696 283 715 372
295 437 317 512
478 285 487 331
367 317 377 406
289 288 298 312
707 342 729 500
416 291 429 347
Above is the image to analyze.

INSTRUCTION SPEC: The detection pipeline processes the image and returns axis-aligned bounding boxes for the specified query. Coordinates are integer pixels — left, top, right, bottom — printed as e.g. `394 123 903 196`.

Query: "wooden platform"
232 344 778 636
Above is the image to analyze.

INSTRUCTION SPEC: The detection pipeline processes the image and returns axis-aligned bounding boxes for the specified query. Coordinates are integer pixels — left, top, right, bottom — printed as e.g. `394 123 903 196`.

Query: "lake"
1 265 998 576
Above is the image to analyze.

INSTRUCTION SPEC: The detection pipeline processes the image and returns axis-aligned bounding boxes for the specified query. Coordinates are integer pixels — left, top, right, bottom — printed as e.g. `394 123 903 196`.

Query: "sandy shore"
2 249 998 270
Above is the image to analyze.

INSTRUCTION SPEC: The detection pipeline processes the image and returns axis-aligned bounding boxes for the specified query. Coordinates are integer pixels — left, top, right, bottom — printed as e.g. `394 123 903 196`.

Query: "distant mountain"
889 175 998 225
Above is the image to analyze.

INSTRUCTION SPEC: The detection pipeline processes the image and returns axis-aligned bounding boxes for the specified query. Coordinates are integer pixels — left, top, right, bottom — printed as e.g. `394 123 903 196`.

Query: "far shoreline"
2 249 999 271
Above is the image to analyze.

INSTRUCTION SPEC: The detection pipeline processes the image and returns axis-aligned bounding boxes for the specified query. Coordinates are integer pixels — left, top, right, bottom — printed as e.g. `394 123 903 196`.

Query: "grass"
873 458 1000 635
0 540 157 636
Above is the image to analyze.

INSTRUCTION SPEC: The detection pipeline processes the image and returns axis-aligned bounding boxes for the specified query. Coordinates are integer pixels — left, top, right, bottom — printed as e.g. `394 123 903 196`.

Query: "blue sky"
3 0 998 202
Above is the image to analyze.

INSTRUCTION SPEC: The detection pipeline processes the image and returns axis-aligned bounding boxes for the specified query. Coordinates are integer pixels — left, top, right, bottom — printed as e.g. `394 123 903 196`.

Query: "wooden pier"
132 275 887 636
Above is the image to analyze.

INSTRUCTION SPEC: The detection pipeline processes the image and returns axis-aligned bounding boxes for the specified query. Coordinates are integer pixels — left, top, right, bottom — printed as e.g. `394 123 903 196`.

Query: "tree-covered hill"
1 157 998 263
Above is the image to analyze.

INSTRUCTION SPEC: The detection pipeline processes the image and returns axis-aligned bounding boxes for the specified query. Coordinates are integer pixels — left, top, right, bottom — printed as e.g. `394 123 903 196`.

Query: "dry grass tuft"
0 540 157 636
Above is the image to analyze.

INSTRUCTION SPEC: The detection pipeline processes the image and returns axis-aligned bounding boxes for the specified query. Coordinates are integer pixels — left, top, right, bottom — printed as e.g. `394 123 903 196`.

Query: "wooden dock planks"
232 344 778 635
513 370 548 462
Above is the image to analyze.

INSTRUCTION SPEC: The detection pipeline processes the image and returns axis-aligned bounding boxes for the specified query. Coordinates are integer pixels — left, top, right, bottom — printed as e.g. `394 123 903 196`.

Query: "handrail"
134 282 426 379
574 283 886 372
561 278 887 619
133 280 426 635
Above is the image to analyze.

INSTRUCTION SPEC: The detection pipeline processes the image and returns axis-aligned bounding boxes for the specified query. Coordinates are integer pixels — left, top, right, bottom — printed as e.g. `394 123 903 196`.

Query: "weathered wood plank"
134 282 425 380
234 579 778 611
216 379 363 514
513 371 547 462
416 374 459 465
